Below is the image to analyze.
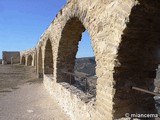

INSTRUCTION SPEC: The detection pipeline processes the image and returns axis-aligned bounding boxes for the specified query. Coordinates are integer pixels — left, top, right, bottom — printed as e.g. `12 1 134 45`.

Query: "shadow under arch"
44 39 53 75
21 56 25 65
27 55 33 66
113 0 160 119
55 17 97 86
38 47 43 78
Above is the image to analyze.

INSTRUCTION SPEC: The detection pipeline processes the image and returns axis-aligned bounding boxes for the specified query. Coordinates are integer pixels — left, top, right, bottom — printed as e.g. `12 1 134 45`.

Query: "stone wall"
2 51 20 64
20 48 35 66
43 75 96 120
20 0 160 119
113 0 160 117
20 48 35 56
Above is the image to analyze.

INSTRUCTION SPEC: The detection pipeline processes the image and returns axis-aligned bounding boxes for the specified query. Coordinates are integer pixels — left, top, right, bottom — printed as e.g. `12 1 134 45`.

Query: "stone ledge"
59 82 96 104
43 74 96 120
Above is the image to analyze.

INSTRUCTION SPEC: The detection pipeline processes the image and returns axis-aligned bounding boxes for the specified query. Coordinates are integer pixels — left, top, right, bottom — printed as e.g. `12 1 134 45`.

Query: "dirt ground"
0 64 70 120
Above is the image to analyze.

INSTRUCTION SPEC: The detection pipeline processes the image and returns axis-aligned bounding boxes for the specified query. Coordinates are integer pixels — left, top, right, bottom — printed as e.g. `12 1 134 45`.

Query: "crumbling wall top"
20 48 35 56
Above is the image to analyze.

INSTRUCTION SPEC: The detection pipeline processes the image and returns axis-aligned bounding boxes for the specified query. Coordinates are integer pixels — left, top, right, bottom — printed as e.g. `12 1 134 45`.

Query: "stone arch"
56 17 85 84
113 0 160 118
38 47 43 78
21 56 25 65
39 1 160 119
44 39 53 75
27 55 33 66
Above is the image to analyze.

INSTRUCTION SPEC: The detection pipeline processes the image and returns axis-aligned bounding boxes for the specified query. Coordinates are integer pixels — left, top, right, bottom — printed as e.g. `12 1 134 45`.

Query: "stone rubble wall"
20 48 35 66
2 51 20 64
37 0 137 119
20 0 160 120
43 75 94 120
20 48 35 56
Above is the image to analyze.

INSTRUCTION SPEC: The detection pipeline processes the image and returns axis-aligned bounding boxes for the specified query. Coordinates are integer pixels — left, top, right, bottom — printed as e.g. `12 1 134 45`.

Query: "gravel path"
0 65 70 120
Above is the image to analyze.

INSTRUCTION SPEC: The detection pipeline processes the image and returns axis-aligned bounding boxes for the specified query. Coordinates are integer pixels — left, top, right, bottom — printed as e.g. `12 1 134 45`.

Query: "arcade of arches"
20 0 160 120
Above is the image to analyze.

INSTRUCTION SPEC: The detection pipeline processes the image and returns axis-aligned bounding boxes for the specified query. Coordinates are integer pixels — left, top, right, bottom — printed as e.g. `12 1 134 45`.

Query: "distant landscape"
75 57 160 99
74 57 97 96
75 57 96 76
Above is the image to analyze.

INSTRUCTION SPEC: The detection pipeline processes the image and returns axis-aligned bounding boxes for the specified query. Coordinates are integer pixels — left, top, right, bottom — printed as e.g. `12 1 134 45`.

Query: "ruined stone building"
3 0 160 119
2 51 20 65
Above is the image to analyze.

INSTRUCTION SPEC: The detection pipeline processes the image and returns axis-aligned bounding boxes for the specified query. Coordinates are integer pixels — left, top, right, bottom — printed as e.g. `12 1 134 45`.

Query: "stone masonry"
2 51 20 64
20 48 35 66
20 0 160 120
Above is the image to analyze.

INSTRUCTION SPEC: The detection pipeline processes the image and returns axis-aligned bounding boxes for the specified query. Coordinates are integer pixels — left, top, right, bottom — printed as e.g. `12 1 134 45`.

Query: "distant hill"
74 57 96 76
74 57 97 96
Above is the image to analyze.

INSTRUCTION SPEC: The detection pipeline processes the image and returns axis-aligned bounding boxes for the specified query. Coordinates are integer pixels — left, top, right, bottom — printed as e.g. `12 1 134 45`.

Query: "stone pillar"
2 60 7 65
11 57 13 64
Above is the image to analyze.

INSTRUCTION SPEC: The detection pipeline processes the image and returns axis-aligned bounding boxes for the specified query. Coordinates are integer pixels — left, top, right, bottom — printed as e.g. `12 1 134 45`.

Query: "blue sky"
0 0 94 59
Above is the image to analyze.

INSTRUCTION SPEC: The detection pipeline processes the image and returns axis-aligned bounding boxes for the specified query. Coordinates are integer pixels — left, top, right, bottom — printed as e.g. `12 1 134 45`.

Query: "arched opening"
44 39 53 75
74 31 96 96
38 48 43 78
113 1 160 118
27 55 32 66
21 56 25 65
56 17 97 96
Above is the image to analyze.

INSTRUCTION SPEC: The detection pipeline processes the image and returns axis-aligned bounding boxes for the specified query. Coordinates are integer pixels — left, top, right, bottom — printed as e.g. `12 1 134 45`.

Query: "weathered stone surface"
2 51 20 64
20 48 35 66
20 0 160 120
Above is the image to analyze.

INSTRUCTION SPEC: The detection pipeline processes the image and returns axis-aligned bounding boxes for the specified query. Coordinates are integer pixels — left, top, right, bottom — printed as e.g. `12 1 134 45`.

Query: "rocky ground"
0 64 70 120
75 57 96 76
